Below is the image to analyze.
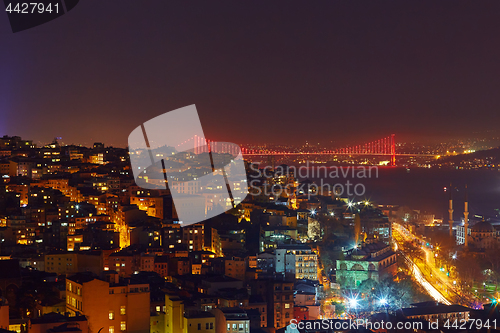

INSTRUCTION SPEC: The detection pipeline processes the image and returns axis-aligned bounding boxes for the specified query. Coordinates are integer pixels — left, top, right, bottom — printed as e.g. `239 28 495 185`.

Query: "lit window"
120 306 126 315
109 311 114 320
120 322 126 331
156 306 160 312
284 303 290 309
109 327 114 333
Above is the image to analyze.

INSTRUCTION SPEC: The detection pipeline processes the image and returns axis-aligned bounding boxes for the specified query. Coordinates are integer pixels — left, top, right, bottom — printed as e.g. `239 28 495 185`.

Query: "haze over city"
2 1 500 146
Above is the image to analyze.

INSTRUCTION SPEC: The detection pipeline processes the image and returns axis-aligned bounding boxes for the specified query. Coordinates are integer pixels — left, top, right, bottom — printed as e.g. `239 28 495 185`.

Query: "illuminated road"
400 251 451 305
420 245 457 294
393 226 452 305
395 224 463 295
395 224 478 306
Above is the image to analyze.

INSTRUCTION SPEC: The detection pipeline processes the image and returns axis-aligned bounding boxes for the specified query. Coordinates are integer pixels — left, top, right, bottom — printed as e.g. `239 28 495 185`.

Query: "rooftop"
47 323 82 333
30 313 87 325
276 244 312 250
66 272 96 284
184 311 215 319
219 307 249 318
202 275 241 283
471 220 495 232
402 304 472 317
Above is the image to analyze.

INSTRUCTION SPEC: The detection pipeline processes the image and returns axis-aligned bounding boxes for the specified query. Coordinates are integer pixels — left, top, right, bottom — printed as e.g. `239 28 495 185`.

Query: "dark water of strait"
302 166 500 221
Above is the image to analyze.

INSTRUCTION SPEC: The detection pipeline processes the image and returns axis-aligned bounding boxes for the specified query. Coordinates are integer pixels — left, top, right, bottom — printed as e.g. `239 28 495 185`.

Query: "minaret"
448 183 454 237
464 185 469 247
354 214 361 247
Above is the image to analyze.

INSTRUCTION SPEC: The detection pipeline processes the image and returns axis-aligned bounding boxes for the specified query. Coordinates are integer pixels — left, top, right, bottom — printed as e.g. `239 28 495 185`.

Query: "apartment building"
66 272 150 333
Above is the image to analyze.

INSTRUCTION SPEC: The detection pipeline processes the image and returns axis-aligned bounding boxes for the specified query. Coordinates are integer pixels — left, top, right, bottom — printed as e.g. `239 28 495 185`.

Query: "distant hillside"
432 146 500 167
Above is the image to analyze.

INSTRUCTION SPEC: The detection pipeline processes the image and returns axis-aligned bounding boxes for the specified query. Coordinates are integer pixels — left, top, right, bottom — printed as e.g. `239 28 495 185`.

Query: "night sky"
1 1 500 148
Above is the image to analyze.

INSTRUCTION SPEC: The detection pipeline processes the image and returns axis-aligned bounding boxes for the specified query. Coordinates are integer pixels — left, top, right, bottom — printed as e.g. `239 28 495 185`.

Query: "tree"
372 277 418 311
430 229 456 259
318 247 342 273
454 251 484 287
396 206 414 223
308 217 322 240
358 278 378 295
484 242 500 275
316 215 346 243
334 302 345 316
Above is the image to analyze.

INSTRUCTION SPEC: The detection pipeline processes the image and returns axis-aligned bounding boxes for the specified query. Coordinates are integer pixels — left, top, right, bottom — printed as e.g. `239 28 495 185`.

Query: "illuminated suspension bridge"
175 134 438 166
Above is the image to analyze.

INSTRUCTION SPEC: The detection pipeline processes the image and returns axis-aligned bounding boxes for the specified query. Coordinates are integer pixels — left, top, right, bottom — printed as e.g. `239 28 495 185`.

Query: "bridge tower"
390 134 396 166
268 155 275 170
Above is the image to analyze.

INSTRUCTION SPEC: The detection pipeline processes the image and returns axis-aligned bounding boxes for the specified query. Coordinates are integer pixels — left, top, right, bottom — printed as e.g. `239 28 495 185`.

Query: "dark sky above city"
1 1 500 147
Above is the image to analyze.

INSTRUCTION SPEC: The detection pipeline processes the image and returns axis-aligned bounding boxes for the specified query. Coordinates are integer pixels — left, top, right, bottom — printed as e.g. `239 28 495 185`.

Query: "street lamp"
379 298 389 314
348 297 358 312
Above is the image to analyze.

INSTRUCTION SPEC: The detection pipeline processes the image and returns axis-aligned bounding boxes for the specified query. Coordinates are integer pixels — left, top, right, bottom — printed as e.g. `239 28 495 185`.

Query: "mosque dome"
471 221 495 232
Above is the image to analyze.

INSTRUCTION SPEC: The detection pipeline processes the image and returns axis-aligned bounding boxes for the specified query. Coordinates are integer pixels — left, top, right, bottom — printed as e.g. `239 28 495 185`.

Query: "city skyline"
2 3 500 332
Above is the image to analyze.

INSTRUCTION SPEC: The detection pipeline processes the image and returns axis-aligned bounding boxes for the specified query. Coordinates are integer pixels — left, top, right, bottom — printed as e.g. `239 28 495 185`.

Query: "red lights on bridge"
183 134 397 165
